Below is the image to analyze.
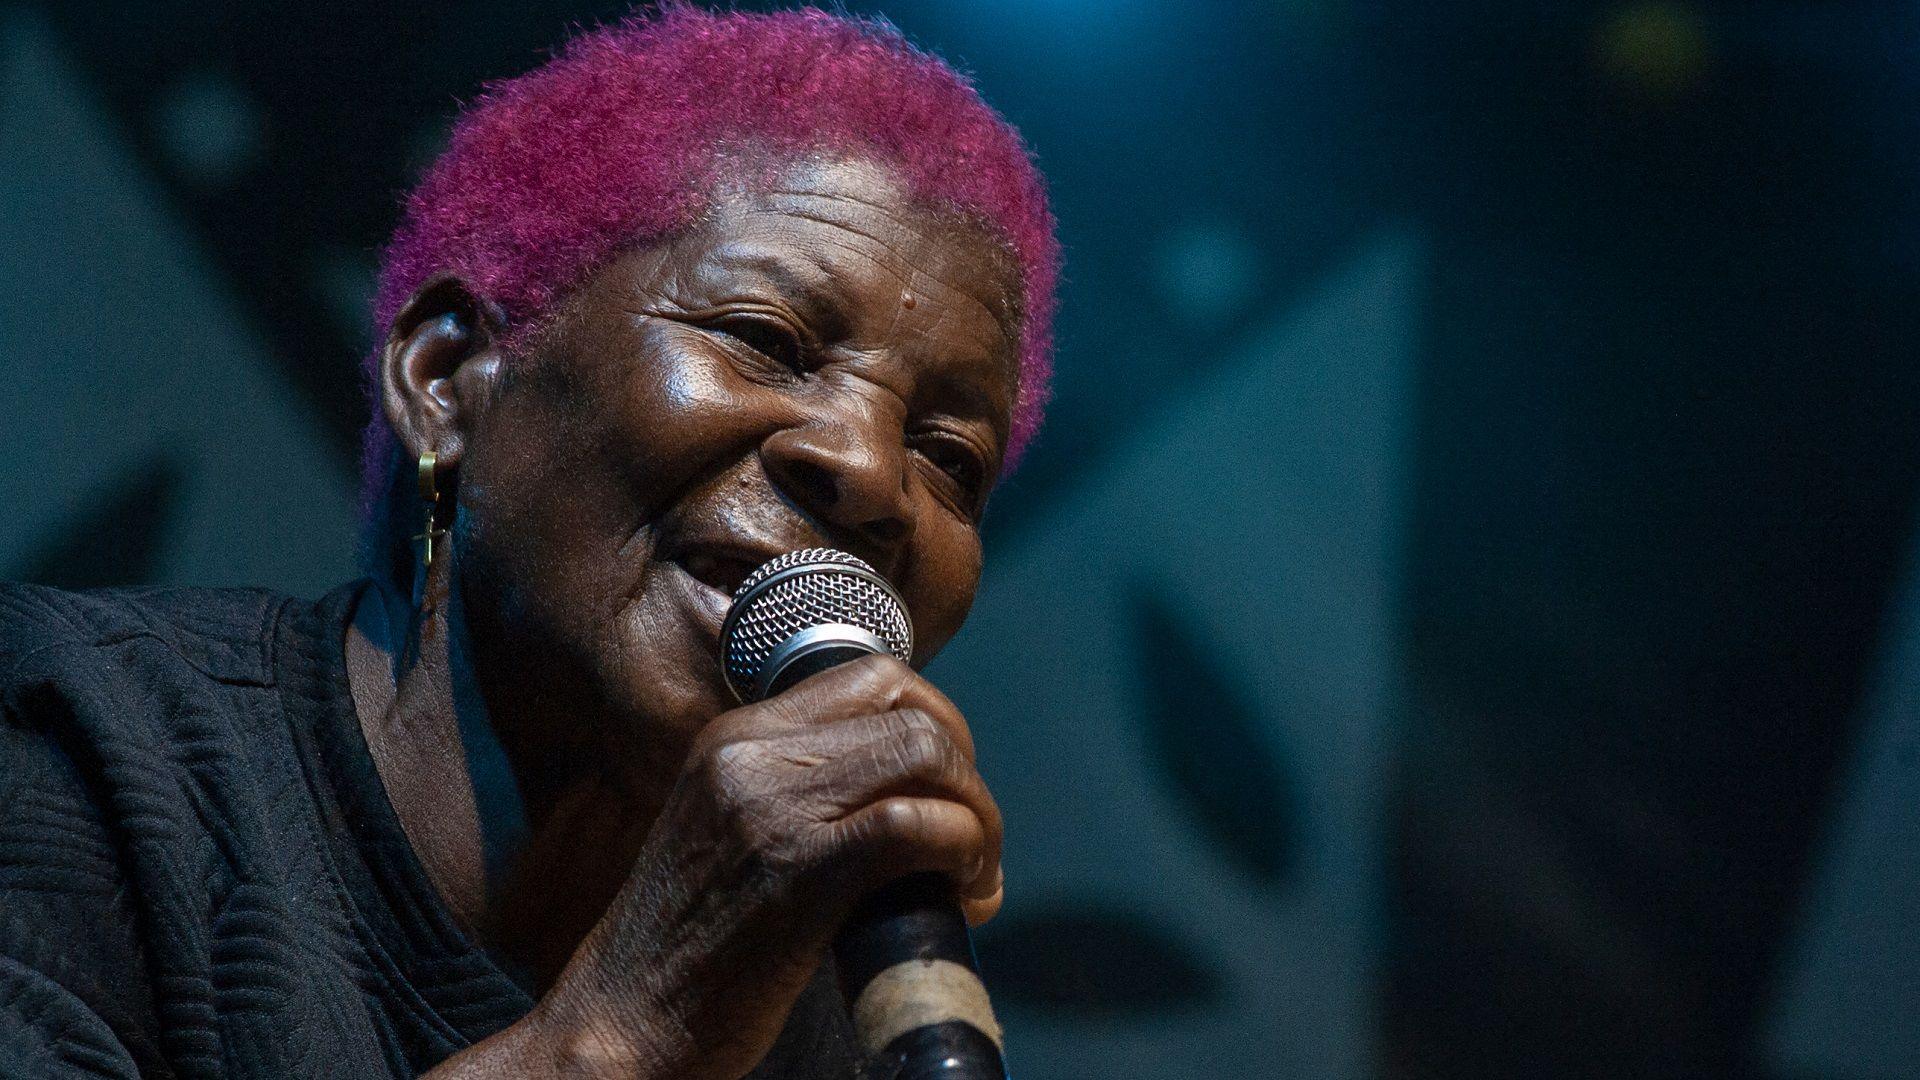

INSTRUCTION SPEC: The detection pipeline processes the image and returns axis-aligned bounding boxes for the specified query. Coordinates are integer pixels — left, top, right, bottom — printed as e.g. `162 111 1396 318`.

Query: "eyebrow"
698 242 853 337
918 366 1014 441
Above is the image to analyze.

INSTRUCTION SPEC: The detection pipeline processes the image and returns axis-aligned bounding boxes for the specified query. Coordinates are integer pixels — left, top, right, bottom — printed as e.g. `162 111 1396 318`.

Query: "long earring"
408 451 453 660
415 451 450 579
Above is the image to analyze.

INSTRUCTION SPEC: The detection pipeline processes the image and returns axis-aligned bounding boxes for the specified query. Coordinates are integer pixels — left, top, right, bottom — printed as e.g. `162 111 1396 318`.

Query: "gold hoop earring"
414 451 450 575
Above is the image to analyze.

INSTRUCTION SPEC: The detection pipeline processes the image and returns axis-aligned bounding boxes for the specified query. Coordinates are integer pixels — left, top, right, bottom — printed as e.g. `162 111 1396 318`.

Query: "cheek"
901 517 984 664
593 323 773 513
458 328 768 628
488 327 760 526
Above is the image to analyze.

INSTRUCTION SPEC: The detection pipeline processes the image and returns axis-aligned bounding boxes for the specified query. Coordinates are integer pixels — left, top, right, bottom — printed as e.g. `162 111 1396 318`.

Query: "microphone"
721 549 1008 1080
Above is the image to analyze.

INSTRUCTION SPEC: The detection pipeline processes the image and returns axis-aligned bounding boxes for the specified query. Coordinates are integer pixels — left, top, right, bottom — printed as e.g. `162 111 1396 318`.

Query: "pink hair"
364 3 1059 519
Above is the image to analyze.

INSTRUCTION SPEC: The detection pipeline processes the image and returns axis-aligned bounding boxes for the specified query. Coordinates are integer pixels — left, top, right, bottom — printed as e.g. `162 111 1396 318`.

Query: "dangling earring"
414 451 450 579
408 451 454 658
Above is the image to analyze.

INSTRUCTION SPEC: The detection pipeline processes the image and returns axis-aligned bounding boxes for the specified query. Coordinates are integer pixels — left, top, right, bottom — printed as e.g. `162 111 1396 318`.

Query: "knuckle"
708 736 767 782
866 709 950 780
893 705 940 735
756 690 811 729
871 797 928 840
852 651 913 691
702 739 783 816
857 651 909 675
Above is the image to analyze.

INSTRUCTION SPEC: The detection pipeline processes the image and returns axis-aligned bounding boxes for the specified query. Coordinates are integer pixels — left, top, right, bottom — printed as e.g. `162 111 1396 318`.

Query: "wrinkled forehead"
699 154 1024 349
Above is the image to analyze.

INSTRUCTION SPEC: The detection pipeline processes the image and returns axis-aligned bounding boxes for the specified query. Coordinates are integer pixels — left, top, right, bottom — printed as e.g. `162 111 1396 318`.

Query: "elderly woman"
0 7 1058 1078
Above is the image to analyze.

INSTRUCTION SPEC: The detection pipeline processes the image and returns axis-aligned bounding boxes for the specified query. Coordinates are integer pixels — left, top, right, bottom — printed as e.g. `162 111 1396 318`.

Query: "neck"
345 551 664 990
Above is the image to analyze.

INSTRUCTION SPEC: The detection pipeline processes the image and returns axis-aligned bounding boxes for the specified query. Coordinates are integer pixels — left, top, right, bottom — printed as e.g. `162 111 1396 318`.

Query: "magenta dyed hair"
364 4 1059 522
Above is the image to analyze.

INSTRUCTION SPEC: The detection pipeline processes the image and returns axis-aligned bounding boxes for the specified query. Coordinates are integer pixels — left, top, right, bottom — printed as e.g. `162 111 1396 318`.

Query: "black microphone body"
721 551 1007 1080
833 875 1006 1080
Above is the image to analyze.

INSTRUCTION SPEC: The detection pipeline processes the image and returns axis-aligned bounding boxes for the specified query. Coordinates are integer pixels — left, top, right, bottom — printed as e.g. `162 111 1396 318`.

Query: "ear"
380 275 506 468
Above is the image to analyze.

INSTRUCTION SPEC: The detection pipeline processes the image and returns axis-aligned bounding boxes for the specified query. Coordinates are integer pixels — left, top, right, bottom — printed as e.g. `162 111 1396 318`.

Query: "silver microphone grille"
720 548 913 703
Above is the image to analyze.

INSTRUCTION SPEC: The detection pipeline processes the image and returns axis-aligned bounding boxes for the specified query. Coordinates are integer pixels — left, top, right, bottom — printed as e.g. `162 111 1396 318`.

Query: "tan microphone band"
850 957 1004 1056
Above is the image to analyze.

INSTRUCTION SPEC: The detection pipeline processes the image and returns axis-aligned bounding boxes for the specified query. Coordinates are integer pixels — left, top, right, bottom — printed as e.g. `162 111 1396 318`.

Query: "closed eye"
912 430 991 512
707 314 806 373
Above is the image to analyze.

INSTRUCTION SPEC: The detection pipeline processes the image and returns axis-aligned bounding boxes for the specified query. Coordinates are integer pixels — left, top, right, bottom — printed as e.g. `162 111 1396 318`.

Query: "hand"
484 654 1004 1080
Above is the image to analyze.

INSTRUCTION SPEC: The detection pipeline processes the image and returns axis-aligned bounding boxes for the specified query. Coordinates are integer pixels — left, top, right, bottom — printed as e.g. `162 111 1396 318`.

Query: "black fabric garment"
0 581 858 1078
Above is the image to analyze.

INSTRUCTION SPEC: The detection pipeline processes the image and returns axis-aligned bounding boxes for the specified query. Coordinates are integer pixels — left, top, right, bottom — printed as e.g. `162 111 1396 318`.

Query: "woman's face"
449 157 1021 778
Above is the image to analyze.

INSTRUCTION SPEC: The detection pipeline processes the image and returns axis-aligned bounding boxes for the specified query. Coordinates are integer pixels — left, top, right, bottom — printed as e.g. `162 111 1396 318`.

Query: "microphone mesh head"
721 548 913 702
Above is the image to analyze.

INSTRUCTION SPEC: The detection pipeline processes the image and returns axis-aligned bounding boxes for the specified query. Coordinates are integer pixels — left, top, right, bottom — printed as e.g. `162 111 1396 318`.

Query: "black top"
0 581 856 1078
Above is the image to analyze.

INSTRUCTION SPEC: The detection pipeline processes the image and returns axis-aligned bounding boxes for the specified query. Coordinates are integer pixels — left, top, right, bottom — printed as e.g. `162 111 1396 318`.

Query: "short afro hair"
363 4 1059 559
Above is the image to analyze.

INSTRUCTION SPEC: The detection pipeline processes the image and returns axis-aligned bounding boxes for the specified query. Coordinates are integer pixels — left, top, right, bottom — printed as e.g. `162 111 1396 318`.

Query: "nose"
760 401 914 555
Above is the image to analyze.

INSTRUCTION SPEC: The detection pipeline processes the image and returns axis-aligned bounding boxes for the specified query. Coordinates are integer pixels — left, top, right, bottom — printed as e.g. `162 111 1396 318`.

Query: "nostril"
778 457 839 509
763 429 913 546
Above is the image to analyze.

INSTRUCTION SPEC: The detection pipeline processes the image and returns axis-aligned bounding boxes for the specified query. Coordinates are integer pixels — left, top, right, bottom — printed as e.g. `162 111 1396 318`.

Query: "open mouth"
674 548 764 597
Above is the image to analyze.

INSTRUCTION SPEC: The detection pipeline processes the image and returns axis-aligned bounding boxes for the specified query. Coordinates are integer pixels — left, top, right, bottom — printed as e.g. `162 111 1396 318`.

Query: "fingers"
560 661 1006 1080
961 874 1004 928
696 656 1004 925
754 655 977 762
777 710 1003 897
740 708 999 908
832 796 994 902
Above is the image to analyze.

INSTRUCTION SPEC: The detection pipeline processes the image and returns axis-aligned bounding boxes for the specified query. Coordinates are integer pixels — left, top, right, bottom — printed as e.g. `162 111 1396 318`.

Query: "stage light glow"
152 71 264 187
1595 1 1711 97
1157 219 1260 322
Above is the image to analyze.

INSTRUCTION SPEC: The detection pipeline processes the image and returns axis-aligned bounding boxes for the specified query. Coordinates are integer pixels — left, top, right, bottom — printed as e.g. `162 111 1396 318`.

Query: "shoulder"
0 585 348 1034
0 581 298 688
0 581 340 858
0 581 334 867
0 582 328 829
0 583 324 1072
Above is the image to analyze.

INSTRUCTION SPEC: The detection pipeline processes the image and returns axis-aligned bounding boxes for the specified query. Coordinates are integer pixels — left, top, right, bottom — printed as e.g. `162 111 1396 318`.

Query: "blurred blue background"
3 2 1918 1077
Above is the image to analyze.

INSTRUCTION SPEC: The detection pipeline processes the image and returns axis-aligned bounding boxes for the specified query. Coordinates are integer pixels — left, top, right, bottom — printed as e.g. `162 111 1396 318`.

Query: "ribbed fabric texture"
0 581 857 1078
